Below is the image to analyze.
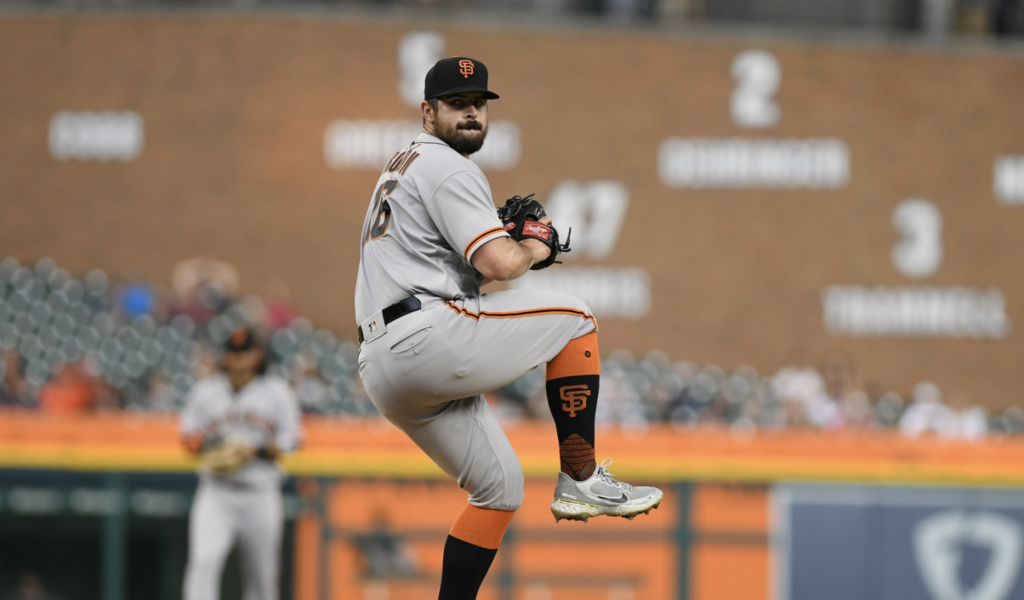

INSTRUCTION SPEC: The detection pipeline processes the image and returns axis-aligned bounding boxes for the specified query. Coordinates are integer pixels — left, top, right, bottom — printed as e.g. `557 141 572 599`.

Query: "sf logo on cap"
459 59 474 78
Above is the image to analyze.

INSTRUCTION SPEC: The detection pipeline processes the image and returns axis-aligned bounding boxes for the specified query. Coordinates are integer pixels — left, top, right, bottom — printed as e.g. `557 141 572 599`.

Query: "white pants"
358 290 597 511
183 479 283 600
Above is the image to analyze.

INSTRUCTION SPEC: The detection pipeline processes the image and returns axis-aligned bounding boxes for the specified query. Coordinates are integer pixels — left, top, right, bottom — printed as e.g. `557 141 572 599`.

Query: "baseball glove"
497 194 571 270
199 437 255 475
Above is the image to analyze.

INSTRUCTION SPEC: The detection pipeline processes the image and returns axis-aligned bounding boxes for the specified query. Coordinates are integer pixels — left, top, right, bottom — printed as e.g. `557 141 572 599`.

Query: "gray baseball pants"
183 479 282 600
358 290 597 512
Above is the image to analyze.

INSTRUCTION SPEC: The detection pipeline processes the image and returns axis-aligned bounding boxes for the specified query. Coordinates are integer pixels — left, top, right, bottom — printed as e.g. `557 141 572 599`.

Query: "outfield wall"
2 15 1024 407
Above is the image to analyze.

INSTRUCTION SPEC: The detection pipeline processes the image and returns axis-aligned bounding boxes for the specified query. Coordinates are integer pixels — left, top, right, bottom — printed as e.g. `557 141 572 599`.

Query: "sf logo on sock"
560 385 590 417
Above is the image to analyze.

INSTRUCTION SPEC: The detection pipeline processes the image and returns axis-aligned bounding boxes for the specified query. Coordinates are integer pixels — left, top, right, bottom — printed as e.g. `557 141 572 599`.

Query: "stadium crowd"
5 0 1023 37
1 256 1021 440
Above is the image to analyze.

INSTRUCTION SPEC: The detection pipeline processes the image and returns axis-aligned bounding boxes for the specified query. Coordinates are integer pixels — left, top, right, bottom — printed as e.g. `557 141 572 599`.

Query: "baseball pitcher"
355 56 662 600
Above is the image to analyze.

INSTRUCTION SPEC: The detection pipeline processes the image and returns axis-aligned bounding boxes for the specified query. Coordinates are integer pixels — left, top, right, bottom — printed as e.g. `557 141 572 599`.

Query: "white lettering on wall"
509 267 651 320
822 286 1010 339
49 111 144 162
658 138 849 189
324 119 519 171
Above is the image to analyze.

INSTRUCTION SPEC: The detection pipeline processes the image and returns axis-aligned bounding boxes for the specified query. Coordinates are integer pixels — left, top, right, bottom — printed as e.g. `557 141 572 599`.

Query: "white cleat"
550 459 663 523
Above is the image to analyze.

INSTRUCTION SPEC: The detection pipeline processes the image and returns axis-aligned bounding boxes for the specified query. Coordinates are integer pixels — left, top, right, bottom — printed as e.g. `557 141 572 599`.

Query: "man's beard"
436 119 488 156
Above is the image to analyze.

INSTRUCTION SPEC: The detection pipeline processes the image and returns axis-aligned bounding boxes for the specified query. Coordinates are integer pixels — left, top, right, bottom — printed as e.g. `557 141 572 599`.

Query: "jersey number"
365 180 397 243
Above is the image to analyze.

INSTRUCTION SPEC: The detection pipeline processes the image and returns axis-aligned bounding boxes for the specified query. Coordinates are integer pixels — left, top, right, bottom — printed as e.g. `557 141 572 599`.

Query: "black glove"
496 194 571 270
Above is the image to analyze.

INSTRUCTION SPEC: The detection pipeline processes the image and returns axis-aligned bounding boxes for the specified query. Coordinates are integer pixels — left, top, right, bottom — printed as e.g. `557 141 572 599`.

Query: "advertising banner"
774 484 1024 600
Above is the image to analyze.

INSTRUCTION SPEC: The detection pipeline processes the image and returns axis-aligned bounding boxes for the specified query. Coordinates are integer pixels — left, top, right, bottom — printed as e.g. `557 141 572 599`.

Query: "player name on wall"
506 180 653 320
658 137 850 189
323 119 520 171
821 286 1010 339
509 267 652 320
48 111 144 162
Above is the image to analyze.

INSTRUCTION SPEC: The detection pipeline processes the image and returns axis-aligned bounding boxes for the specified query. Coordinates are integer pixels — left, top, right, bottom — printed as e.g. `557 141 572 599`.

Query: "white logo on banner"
546 181 629 260
914 511 1023 600
323 119 520 171
49 111 144 161
398 31 445 108
892 198 943 279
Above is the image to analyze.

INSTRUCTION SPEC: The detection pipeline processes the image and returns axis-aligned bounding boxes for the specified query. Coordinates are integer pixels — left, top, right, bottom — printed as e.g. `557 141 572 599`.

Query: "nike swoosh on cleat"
594 492 628 504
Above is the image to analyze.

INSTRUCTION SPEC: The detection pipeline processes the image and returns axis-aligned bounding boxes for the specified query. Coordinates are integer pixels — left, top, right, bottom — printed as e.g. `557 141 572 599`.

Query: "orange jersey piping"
463 227 506 258
444 301 598 329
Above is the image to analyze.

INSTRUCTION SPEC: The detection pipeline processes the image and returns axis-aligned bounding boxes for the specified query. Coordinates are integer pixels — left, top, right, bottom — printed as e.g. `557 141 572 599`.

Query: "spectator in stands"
143 372 180 413
899 381 955 438
0 349 34 409
291 354 331 414
841 390 875 430
168 281 229 330
945 390 988 441
771 347 825 428
3 572 62 600
262 278 298 331
36 362 102 414
117 281 157 320
812 349 861 430
169 257 239 330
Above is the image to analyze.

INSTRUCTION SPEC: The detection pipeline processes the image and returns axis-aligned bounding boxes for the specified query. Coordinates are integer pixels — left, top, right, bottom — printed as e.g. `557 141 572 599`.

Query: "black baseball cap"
424 57 500 101
224 327 260 352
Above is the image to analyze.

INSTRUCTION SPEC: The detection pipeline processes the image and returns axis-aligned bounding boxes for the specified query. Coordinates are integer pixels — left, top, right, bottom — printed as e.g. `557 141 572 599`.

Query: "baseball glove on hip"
497 194 571 270
199 437 256 475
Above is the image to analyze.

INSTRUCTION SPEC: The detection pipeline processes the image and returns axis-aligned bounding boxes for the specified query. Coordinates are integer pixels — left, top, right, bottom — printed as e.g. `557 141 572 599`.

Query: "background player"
179 328 302 600
355 57 662 600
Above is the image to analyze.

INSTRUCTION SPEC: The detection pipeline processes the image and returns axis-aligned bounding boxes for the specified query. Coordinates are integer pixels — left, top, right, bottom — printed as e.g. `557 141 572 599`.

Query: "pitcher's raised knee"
466 459 524 512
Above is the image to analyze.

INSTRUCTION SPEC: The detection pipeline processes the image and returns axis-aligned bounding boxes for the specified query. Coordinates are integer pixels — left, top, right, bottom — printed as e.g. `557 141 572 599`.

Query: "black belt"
358 297 422 343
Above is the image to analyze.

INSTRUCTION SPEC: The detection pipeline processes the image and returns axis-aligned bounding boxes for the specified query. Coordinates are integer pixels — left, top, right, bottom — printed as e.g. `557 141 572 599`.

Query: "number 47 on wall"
544 181 630 261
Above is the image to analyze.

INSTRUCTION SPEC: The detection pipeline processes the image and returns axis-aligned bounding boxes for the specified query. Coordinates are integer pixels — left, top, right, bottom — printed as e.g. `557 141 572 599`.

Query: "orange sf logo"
459 59 474 79
560 385 590 417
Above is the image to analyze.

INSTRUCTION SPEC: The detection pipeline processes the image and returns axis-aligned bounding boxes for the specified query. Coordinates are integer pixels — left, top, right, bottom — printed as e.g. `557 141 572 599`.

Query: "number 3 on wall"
891 198 943 279
731 49 781 129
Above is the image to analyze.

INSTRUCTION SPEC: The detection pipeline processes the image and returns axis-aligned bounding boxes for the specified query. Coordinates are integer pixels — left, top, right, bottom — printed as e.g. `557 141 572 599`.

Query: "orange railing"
3 411 1024 486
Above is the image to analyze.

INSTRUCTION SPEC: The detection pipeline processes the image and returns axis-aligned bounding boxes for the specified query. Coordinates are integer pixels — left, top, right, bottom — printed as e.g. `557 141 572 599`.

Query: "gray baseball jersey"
355 132 597 512
354 132 510 323
179 373 302 487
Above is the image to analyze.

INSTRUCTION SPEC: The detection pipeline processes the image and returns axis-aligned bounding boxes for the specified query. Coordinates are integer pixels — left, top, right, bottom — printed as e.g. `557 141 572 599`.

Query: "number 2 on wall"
731 49 781 129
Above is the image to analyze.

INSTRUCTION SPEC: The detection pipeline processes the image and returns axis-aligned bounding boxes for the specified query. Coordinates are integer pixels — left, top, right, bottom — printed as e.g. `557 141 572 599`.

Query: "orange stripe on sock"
448 505 516 550
546 332 600 380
